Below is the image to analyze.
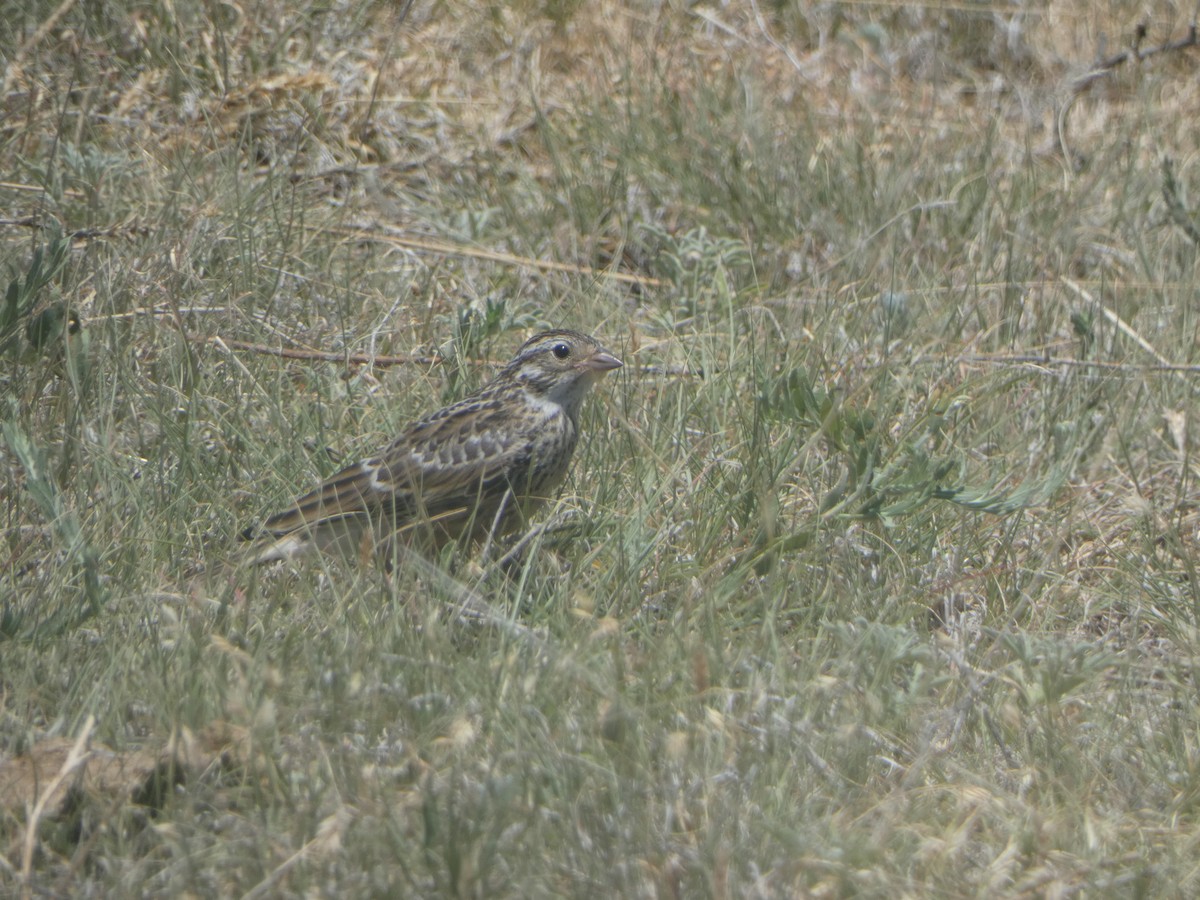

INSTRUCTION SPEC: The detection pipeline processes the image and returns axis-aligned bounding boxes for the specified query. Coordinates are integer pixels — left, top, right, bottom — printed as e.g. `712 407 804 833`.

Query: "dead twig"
187 332 705 376
0 216 148 241
1071 22 1199 93
1058 24 1199 164
957 355 1200 374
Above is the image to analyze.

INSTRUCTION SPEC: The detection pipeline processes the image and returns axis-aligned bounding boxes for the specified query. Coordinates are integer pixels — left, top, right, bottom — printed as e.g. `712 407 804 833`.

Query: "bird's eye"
551 343 571 360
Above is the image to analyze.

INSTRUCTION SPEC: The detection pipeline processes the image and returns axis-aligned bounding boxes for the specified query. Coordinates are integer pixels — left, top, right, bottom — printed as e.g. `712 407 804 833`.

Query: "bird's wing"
258 396 544 537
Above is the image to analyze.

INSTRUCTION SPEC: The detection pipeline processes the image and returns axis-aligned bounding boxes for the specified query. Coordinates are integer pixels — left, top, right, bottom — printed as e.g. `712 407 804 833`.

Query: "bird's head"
503 329 622 412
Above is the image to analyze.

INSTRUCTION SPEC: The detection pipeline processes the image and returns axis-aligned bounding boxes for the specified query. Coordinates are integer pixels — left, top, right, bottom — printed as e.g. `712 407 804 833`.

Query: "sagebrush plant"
3 0 1200 894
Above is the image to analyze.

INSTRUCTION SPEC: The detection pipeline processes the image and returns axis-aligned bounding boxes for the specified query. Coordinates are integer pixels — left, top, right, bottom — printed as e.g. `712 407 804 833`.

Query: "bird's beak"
580 350 623 373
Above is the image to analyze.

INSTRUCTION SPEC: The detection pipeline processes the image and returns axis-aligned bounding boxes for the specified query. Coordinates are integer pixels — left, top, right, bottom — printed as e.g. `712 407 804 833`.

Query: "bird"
244 329 623 564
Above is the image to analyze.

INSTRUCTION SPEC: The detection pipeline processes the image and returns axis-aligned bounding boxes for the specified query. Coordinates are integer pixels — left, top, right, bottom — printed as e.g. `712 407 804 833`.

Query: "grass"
4 0 1200 895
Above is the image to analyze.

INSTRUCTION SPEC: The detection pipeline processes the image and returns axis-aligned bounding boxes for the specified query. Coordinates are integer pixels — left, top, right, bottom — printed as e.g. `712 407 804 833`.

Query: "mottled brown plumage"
246 329 621 563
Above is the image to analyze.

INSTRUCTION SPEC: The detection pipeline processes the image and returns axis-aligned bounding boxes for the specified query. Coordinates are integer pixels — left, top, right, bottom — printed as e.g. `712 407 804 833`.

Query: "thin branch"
0 216 148 241
956 355 1200 374
187 332 704 376
1058 24 1199 163
91 306 232 321
629 363 704 378
1071 22 1199 93
0 182 85 199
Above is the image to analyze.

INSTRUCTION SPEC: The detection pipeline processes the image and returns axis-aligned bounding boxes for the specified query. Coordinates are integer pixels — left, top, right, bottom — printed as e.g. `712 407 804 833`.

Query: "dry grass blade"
1060 278 1175 369
18 716 95 898
240 807 353 900
2 0 78 96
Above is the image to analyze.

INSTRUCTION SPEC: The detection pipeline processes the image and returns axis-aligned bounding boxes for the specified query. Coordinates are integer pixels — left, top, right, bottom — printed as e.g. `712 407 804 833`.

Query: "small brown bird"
245 329 622 563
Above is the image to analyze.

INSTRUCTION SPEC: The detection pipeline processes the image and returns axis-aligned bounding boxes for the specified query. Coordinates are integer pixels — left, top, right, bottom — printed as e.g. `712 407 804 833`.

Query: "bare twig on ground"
1058 24 1199 163
1071 22 1199 93
187 332 703 376
0 216 148 241
959 355 1200 374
